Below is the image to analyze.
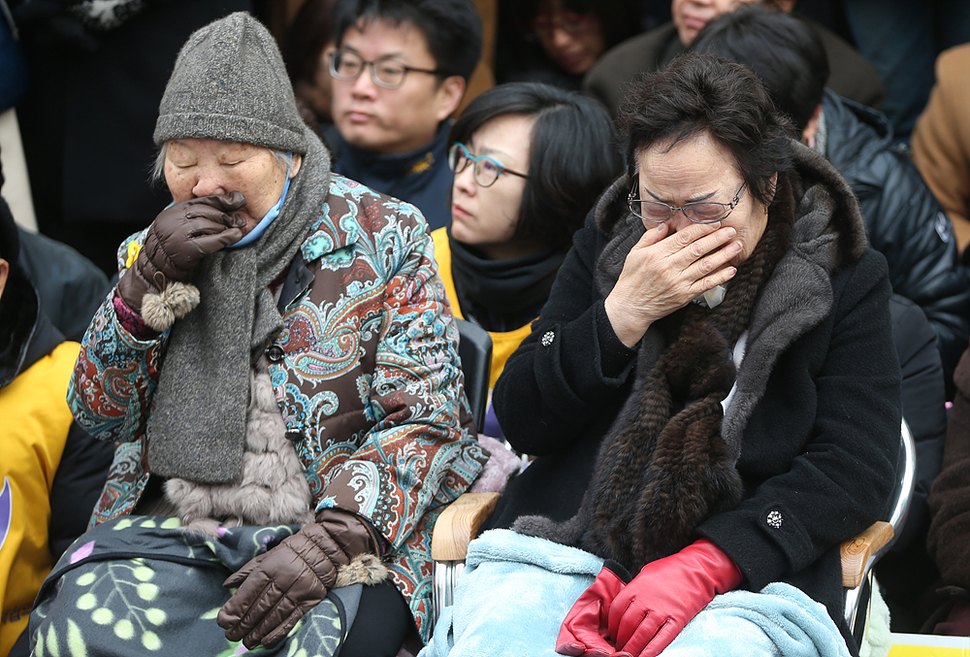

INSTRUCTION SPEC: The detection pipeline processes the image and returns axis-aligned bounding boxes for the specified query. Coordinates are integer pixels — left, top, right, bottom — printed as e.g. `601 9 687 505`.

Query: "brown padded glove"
216 509 381 650
116 192 248 314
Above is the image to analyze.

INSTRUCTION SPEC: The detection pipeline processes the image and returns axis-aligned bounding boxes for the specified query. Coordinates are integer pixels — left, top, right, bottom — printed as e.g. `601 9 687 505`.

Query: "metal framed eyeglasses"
328 50 442 89
628 180 748 224
448 143 530 187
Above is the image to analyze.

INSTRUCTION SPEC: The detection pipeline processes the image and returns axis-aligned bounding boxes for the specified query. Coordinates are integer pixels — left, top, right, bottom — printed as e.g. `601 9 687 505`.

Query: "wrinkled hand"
217 511 379 650
604 221 741 348
607 539 742 657
557 561 631 657
116 192 247 313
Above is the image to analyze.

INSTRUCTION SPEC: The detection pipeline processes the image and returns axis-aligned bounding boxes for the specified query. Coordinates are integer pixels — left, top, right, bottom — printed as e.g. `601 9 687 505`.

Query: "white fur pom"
165 281 201 319
335 553 388 588
141 282 200 332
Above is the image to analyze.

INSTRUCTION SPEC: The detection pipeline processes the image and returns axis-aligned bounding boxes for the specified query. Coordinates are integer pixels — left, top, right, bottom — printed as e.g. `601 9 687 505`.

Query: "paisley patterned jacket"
68 175 488 636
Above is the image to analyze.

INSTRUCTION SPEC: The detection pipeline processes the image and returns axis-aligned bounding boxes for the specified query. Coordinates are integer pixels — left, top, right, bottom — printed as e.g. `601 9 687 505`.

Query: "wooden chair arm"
433 495 893 587
431 492 501 561
841 521 894 588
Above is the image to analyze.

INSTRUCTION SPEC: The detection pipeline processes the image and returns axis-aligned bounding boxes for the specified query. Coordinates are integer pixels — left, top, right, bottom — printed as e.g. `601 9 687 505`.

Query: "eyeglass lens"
448 144 503 186
331 52 407 87
632 200 732 223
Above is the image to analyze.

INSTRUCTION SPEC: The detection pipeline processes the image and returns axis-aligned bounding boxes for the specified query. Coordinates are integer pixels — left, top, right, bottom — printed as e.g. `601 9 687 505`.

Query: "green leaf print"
54 554 170 652
66 620 87 657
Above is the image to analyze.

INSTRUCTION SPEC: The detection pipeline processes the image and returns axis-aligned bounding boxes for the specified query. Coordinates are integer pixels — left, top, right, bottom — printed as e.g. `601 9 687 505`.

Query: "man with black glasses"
324 0 482 231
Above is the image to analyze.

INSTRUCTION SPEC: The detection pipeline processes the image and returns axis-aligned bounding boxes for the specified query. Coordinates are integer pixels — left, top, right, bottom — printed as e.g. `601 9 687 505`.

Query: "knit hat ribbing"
154 12 308 155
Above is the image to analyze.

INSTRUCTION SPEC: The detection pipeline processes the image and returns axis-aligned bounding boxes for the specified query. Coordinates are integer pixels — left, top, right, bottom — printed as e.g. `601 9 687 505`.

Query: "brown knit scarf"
515 176 795 573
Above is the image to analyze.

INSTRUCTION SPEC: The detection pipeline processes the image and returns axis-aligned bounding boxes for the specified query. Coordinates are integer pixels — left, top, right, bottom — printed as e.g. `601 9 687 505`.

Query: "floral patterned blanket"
29 516 357 657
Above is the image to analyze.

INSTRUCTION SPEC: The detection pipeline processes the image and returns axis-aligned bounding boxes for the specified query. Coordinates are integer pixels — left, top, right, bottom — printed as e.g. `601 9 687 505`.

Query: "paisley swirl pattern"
69 176 488 638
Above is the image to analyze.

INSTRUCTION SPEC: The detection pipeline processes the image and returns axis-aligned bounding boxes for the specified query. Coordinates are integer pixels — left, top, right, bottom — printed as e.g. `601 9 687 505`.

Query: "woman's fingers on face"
691 255 739 297
637 221 668 247
689 238 742 277
680 225 737 262
660 221 721 253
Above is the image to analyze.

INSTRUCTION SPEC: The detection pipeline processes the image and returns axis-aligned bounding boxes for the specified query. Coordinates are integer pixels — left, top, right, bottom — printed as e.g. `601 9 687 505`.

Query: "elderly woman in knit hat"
28 11 486 657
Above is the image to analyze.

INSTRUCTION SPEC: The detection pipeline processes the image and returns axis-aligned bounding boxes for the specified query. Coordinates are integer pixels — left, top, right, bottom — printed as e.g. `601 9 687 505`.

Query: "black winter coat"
822 89 970 380
489 143 901 655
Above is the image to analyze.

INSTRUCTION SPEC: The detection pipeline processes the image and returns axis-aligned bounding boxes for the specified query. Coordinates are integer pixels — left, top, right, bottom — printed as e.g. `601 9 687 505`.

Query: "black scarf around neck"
448 230 565 332
147 132 332 484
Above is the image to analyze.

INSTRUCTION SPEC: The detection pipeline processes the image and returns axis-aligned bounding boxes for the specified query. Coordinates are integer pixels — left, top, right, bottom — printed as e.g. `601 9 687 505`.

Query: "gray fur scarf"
163 358 315 536
515 173 796 572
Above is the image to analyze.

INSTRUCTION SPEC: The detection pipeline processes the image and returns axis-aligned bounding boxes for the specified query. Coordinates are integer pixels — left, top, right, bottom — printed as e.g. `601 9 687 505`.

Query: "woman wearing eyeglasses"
430 82 620 437
446 53 902 657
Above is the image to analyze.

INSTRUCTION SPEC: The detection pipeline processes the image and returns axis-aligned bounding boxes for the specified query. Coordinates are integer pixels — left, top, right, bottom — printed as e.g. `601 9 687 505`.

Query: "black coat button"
266 345 285 362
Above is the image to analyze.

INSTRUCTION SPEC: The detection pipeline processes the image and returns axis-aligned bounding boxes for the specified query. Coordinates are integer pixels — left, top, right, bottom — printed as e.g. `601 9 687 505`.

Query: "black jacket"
822 89 970 380
18 227 110 343
489 143 901 655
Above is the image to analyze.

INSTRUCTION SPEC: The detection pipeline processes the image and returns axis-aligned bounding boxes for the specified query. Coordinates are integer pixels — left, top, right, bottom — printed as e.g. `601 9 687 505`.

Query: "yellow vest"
432 228 534 390
0 341 79 655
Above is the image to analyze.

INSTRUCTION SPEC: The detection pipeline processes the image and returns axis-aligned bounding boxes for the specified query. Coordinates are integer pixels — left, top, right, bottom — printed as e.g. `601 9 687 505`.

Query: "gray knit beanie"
154 12 308 154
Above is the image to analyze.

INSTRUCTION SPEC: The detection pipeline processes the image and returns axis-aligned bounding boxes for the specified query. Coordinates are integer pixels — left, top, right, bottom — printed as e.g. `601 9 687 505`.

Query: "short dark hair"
450 82 622 250
331 0 483 83
618 52 793 208
690 5 829 132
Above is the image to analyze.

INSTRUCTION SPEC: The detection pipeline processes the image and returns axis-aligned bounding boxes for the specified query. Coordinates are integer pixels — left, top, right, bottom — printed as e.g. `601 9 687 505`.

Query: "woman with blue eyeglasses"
427 54 901 657
431 82 621 438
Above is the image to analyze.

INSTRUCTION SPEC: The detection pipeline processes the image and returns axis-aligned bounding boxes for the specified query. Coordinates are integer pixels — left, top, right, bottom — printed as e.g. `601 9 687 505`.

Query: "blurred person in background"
583 0 883 121
323 0 483 231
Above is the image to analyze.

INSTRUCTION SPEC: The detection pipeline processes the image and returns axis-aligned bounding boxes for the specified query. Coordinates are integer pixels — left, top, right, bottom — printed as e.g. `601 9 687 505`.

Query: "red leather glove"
217 510 379 649
557 561 630 657
608 539 742 657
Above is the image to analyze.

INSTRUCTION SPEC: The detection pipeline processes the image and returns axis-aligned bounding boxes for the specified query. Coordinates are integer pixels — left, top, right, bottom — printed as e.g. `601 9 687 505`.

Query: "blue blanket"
421 529 850 657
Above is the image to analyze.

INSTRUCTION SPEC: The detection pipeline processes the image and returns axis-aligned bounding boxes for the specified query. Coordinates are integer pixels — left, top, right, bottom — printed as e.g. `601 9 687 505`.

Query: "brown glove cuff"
293 515 379 591
115 258 159 315
292 523 345 591
316 508 383 559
